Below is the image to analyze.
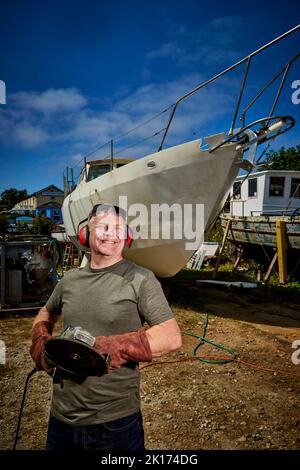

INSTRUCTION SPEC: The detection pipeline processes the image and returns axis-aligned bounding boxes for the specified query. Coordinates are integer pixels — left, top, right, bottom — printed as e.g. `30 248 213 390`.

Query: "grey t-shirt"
45 259 173 426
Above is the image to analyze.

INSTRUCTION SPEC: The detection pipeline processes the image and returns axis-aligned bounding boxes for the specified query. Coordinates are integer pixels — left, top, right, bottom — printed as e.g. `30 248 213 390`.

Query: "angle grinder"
13 326 109 450
44 326 109 377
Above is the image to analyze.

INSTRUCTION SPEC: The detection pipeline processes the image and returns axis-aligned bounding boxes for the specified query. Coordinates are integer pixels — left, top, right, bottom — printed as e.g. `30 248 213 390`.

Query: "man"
30 204 182 450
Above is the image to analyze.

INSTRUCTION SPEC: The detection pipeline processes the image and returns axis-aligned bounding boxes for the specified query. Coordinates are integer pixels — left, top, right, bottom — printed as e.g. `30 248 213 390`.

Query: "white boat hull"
62 135 243 277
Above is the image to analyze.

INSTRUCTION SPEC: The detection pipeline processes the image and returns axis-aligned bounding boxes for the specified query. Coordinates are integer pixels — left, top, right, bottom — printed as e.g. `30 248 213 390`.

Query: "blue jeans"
46 411 145 450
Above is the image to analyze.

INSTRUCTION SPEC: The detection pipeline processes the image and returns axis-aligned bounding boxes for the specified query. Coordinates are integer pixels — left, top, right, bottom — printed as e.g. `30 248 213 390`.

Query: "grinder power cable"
13 326 109 450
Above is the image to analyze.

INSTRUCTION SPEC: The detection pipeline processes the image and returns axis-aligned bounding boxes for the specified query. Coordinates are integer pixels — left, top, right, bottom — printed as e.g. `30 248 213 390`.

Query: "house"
225 170 300 217
13 184 64 222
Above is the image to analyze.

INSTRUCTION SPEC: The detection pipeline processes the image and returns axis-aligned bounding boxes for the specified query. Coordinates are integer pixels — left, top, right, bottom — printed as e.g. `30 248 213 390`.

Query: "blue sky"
0 0 299 195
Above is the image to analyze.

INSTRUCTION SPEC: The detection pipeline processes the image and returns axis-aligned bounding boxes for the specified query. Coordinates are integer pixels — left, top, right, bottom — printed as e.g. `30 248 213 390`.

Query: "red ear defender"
77 212 133 248
77 220 132 249
78 225 90 248
125 225 133 248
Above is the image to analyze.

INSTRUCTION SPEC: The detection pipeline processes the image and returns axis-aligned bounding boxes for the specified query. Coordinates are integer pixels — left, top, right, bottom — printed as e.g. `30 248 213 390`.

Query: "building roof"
28 184 64 198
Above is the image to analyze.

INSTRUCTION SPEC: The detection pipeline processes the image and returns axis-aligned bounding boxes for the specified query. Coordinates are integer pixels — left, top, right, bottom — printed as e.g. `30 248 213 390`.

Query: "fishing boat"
221 213 300 251
220 170 300 251
62 26 300 277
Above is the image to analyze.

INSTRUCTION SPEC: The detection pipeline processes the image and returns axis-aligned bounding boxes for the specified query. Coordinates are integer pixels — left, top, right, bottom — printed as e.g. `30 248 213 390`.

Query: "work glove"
30 321 54 374
94 327 152 372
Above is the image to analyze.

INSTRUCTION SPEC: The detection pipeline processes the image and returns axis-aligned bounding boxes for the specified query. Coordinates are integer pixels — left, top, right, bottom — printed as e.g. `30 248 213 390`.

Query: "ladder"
62 243 81 273
62 243 72 273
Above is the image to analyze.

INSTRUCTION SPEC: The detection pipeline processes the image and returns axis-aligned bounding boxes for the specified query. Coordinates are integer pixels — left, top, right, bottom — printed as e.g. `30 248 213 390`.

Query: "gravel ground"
0 283 299 450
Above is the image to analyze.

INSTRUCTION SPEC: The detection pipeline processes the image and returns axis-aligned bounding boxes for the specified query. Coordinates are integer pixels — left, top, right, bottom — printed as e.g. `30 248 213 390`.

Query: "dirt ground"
0 282 300 450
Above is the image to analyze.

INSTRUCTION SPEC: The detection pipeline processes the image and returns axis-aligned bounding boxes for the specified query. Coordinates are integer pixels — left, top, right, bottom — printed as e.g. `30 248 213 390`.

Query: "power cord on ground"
140 313 298 378
13 367 37 450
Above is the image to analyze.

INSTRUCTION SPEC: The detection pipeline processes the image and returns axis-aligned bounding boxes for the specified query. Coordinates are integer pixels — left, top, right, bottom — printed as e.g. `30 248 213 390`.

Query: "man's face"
88 210 126 258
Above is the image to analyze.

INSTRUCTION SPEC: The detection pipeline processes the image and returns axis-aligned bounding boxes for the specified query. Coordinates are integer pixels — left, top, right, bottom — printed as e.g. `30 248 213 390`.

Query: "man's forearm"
30 307 56 373
145 318 182 358
94 319 182 371
33 306 59 328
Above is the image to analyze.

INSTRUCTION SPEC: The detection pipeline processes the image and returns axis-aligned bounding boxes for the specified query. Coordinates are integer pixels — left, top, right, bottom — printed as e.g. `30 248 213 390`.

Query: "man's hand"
95 328 152 372
30 321 54 374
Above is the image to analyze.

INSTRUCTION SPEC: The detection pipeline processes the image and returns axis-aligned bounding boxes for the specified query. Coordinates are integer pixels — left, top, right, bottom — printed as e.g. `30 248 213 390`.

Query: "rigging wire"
109 105 173 144
113 127 166 157
67 104 174 169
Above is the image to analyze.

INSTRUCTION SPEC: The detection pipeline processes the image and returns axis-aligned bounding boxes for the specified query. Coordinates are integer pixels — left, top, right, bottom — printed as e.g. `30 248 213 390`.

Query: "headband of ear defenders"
88 204 128 223
77 204 133 248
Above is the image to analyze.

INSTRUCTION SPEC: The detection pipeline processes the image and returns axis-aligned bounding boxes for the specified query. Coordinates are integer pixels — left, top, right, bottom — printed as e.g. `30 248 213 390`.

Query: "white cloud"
146 42 184 60
14 123 48 148
11 88 87 115
145 15 243 67
0 72 239 160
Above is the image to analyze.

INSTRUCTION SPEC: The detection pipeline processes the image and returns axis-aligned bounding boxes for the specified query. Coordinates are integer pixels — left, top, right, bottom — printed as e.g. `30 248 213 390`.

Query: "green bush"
31 214 52 235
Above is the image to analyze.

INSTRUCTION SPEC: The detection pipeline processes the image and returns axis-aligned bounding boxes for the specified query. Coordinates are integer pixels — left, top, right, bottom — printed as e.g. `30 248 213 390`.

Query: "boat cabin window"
87 165 111 181
233 181 241 199
290 178 300 198
248 178 257 198
269 177 285 197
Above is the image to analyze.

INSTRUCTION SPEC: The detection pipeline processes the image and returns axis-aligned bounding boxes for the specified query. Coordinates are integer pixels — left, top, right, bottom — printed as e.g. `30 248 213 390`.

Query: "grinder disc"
44 337 109 376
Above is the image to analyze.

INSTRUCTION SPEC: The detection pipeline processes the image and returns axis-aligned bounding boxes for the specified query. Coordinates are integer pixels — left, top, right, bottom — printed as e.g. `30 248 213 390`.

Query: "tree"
262 145 300 171
0 188 28 210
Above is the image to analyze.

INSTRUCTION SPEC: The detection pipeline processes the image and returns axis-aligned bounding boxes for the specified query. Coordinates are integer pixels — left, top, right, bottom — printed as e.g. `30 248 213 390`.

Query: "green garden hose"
184 313 237 364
